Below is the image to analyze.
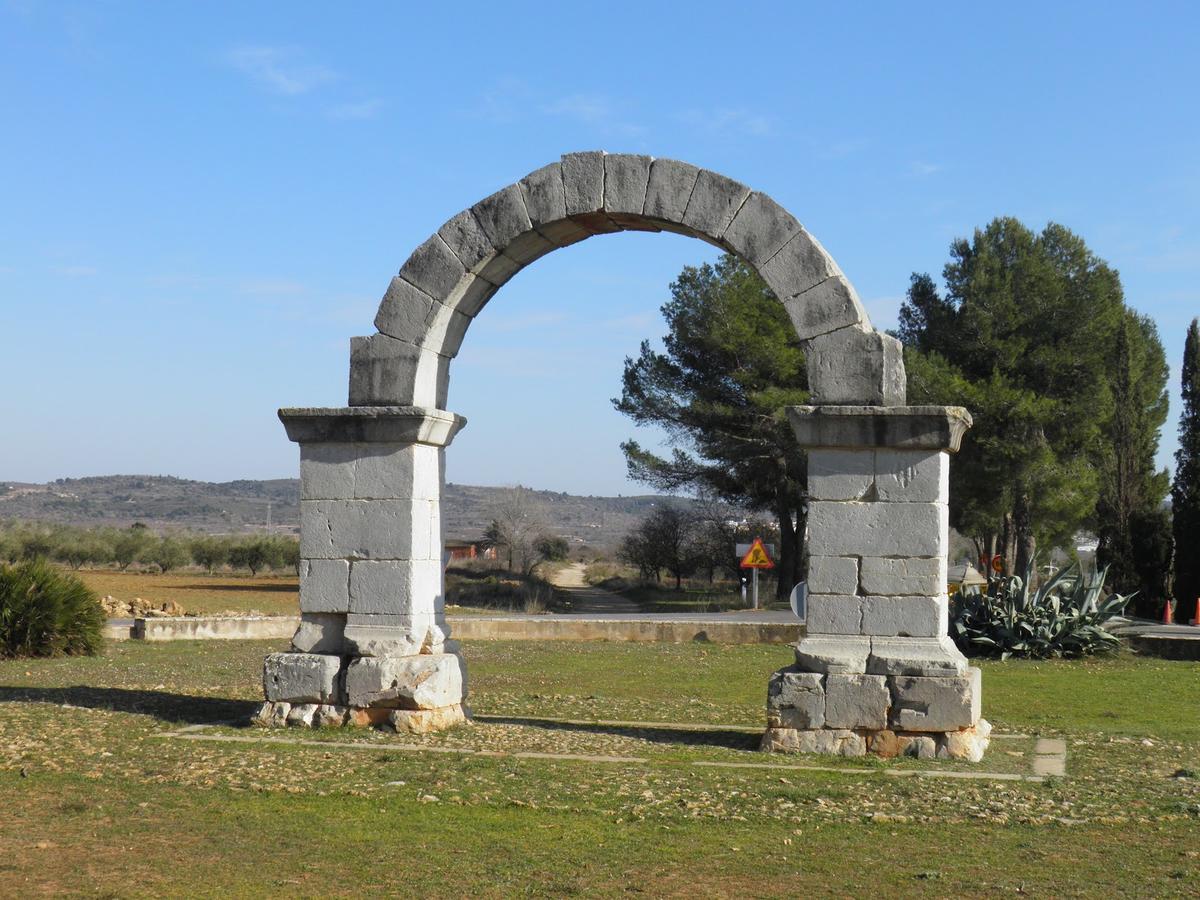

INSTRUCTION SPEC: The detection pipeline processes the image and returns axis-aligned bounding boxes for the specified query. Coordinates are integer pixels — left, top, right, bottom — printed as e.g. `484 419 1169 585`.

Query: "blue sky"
1 2 1197 495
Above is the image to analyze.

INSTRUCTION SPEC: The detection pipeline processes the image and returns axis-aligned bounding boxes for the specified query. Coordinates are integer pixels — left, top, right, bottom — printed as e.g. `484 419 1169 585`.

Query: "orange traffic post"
1192 597 1199 627
1163 599 1174 625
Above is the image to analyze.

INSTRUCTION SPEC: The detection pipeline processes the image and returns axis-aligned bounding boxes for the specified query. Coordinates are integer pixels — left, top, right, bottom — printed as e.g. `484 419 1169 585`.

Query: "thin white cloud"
225 45 337 96
54 265 97 277
910 161 942 177
327 98 384 120
677 107 775 137
542 92 646 138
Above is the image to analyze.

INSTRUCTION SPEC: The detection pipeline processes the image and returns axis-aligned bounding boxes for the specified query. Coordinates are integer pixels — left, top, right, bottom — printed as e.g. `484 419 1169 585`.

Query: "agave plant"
950 559 1130 659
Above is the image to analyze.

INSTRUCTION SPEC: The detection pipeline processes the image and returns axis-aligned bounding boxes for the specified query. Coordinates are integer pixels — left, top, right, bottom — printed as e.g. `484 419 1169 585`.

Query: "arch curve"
349 152 905 410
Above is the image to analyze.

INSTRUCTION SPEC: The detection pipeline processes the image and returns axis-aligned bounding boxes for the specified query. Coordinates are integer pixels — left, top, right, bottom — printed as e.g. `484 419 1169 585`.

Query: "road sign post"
738 538 775 611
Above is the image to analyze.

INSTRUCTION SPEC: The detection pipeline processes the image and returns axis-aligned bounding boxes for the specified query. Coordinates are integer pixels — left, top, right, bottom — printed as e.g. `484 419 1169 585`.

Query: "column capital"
278 406 467 447
786 405 972 452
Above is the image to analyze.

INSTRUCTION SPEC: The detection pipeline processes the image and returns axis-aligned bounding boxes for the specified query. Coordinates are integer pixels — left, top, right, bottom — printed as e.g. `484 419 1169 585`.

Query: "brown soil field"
76 570 299 617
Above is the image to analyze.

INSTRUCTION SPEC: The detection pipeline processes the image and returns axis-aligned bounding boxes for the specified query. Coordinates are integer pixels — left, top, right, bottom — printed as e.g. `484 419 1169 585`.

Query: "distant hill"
0 475 689 550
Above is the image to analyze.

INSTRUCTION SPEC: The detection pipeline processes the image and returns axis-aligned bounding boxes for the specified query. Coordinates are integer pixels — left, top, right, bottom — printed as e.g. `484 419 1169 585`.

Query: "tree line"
0 522 300 576
615 219 1187 615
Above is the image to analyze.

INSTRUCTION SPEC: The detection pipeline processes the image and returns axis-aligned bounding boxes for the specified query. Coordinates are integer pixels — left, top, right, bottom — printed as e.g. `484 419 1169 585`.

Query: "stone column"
762 405 991 761
254 406 469 734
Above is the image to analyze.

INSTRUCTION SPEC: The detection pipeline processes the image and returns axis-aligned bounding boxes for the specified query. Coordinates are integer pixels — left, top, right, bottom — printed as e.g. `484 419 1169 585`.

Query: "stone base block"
763 722 988 762
937 718 992 762
760 726 866 757
263 652 343 704
389 704 468 734
890 667 981 732
343 651 465 709
767 668 825 728
253 700 469 734
793 635 870 673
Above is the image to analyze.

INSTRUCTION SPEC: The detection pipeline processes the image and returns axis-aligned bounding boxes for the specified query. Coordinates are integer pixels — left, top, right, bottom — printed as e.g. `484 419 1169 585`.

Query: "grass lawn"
1 640 1198 896
76 569 299 617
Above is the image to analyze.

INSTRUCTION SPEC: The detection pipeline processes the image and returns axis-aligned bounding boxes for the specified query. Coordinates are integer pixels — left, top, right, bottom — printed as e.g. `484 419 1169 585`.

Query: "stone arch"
348 152 906 411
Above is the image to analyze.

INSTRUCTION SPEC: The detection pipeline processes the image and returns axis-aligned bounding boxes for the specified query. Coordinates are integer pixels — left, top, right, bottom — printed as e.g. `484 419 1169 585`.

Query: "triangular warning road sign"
740 537 775 569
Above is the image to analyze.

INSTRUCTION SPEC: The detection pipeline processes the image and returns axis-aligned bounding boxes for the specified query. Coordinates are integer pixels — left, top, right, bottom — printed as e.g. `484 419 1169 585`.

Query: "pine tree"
1171 319 1200 621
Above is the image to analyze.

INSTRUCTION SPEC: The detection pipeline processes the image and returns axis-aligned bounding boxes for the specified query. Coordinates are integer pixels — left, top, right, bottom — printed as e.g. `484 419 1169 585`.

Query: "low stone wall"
111 615 802 645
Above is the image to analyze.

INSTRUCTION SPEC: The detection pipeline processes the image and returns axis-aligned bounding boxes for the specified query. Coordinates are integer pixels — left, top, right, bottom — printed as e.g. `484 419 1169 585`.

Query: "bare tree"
483 486 547 575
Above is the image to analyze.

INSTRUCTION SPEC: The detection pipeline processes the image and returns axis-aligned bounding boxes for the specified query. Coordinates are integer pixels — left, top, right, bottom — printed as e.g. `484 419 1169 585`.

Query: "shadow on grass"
0 685 258 726
474 714 762 751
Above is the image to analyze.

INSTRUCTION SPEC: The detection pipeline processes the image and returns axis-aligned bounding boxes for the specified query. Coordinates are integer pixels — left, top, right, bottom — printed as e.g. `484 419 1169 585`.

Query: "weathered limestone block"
300 499 436 561
793 635 869 674
787 405 973 453
398 234 464 303
874 449 949 502
759 228 841 301
348 333 449 408
807 555 859 595
806 595 863 635
937 718 992 763
824 674 890 729
344 653 465 709
313 704 349 728
519 163 566 227
561 151 607 220
642 157 700 227
300 442 357 499
348 558 443 616
805 326 906 406
721 191 802 268
291 612 346 654
807 500 947 558
286 703 319 727
603 153 652 217
682 169 750 241
859 557 947 597
343 612 441 658
471 183 533 253
782 274 871 342
372 276 436 345
766 669 825 729
298 559 350 614
438 208 496 274
263 652 343 704
389 705 468 734
890 667 982 732
301 442 441 502
868 731 937 759
807 449 875 501
859 594 947 638
760 727 864 757
867 636 967 677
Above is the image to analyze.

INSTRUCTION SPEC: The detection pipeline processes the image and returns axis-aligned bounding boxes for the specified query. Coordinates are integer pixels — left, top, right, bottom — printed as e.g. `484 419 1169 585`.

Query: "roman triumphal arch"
256 152 990 760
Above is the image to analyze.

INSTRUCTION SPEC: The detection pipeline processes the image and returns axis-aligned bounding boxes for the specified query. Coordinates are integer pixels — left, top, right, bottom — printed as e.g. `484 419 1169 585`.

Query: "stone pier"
761 405 991 761
254 406 469 733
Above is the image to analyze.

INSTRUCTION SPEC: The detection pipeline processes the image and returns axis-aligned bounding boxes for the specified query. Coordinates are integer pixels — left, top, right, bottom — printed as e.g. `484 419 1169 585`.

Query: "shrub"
0 559 105 658
950 560 1129 660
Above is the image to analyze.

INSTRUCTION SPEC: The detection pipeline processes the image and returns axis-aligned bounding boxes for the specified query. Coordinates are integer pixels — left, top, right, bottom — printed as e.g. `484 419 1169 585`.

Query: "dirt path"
547 562 641 615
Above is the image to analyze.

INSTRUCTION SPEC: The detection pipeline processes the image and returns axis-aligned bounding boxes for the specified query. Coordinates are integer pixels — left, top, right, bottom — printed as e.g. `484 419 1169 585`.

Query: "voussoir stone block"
603 153 652 216
682 169 750 241
438 208 495 274
759 228 841 301
299 558 350 613
874 449 949 502
807 555 859 595
348 558 443 616
398 234 465 304
642 157 700 226
793 635 869 674
291 612 346 654
806 595 863 635
859 556 947 597
807 449 875 501
867 636 967 677
344 652 465 710
561 151 606 216
859 594 948 638
806 500 947 558
519 162 567 227
263 652 343 704
783 273 871 342
470 183 532 252
805 326 906 406
767 669 825 729
824 673 890 730
373 276 436 345
890 667 981 732
721 191 802 267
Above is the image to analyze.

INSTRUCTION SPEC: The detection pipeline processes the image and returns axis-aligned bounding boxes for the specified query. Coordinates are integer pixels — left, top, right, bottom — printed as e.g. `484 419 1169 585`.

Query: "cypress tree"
1172 319 1200 622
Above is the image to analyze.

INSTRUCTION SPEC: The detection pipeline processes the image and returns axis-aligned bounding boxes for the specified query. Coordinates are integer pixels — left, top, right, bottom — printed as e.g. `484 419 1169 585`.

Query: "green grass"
1 639 1198 896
